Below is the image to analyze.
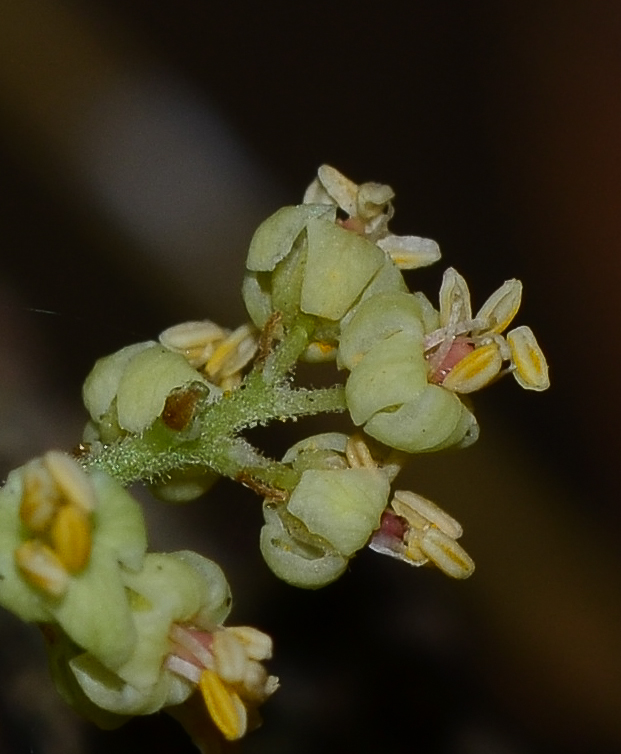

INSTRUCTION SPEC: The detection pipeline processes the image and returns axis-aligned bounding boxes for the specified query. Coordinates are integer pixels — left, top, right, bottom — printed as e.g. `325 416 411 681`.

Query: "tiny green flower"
0 452 148 669
338 292 479 453
82 342 220 441
50 550 277 742
260 434 392 588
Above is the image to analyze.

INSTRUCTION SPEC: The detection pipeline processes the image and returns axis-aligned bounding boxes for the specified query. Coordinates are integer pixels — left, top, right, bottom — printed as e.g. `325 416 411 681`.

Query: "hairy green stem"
83 324 347 490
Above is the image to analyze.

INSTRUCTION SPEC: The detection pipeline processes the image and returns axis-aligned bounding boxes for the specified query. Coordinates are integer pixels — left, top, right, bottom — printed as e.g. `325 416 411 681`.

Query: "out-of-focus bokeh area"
1 2 620 752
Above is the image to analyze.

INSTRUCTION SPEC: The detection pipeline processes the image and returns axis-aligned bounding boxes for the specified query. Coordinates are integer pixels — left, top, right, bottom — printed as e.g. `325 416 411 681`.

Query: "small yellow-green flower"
49 550 277 742
303 164 441 269
338 291 479 453
0 452 147 669
260 434 393 588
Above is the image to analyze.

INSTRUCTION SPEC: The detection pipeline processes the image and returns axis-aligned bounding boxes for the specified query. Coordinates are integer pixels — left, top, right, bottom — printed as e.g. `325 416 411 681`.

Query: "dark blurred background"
1 2 620 753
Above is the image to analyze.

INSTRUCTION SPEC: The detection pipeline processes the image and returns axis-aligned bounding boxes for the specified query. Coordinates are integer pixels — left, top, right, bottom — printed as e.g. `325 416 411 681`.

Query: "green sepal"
345 331 428 426
246 204 334 272
82 342 156 423
287 468 390 557
338 292 427 370
364 384 471 452
300 218 384 320
260 502 348 589
115 346 219 434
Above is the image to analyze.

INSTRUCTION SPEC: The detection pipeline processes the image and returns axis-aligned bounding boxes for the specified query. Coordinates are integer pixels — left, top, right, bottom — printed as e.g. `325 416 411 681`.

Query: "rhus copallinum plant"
0 165 549 751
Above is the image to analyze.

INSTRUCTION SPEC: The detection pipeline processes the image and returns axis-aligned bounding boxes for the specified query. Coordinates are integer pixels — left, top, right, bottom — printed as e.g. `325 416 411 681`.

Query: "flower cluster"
0 165 549 748
243 165 548 585
0 453 277 743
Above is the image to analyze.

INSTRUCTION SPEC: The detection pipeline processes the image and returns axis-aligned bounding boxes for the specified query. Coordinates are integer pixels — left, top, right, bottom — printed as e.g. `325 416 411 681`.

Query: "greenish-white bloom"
242 203 406 361
260 434 392 588
0 454 147 669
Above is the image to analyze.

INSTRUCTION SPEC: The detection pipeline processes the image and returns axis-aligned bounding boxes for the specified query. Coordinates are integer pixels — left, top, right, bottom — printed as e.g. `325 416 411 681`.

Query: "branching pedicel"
0 166 549 750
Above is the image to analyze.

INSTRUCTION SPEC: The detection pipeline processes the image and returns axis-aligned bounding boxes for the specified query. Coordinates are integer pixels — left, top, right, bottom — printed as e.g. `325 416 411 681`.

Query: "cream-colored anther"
439 268 472 329
392 490 463 539
49 504 92 573
159 320 227 368
205 324 257 382
15 540 69 597
241 660 270 700
476 278 522 334
377 235 441 270
507 325 550 391
227 626 273 661
345 435 376 470
199 668 248 741
212 630 248 684
419 527 475 579
44 451 96 514
357 181 395 220
19 461 59 532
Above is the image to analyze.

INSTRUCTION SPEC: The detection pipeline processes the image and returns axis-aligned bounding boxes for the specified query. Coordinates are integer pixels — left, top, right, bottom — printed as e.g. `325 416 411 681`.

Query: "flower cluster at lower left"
0 452 277 742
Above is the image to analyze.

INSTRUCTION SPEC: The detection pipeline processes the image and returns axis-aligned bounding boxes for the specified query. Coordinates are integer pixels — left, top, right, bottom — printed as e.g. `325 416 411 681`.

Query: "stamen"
345 435 376 469
43 451 96 514
212 630 247 684
49 504 92 573
15 540 69 597
164 655 203 684
169 624 214 670
199 668 247 741
19 462 59 531
419 527 475 579
227 626 273 661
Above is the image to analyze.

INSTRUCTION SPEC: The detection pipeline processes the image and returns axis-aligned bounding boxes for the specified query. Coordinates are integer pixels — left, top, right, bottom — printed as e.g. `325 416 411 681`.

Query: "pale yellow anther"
304 341 337 362
199 668 247 741
441 341 503 393
476 279 522 334
419 527 475 579
227 626 273 661
507 325 550 391
212 630 248 684
392 490 463 539
159 320 227 365
240 660 270 700
49 504 92 573
19 462 59 532
313 164 359 216
403 536 428 566
439 268 472 328
377 235 441 270
15 540 70 597
356 181 395 220
205 324 257 382
345 435 376 470
43 451 96 514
